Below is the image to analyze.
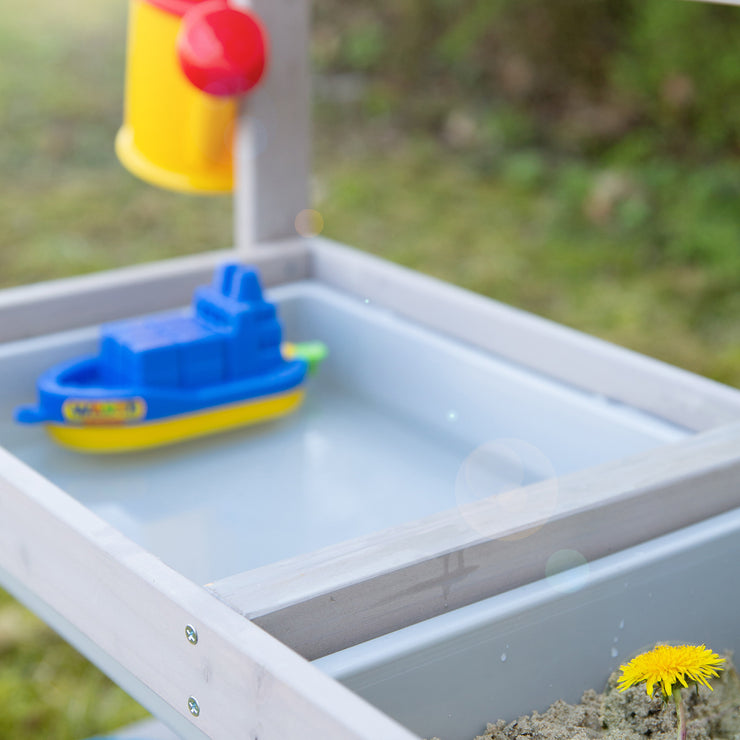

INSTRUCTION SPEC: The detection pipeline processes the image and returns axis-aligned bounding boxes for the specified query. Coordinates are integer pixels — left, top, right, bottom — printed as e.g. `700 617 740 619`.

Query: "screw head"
188 696 200 717
185 624 198 645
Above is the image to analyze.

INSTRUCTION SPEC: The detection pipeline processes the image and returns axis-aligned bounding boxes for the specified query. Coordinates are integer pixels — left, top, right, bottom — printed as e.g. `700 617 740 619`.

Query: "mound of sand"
470 654 740 740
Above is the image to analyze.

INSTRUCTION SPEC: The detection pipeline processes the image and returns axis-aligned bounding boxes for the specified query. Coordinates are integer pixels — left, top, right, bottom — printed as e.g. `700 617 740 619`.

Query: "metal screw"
188 696 201 717
185 624 198 645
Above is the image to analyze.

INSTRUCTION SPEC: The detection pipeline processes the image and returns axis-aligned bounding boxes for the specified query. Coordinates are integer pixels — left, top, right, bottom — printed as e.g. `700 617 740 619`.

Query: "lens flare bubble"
294 209 325 238
545 549 590 594
454 438 558 538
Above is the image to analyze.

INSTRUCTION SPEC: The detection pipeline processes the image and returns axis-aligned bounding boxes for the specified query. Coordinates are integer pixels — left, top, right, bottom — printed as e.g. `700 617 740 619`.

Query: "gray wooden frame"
2 241 740 688
231 0 311 247
3 0 739 734
0 425 415 740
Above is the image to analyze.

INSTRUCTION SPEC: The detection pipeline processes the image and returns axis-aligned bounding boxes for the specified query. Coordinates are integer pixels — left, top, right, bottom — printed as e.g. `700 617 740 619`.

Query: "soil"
442 654 740 740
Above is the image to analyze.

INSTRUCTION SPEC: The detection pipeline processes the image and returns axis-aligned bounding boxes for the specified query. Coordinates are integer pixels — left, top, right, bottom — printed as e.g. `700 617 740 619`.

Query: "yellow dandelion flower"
618 644 725 699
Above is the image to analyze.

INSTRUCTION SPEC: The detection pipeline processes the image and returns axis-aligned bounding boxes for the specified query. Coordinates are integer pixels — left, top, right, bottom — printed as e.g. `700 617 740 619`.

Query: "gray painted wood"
4 244 740 672
232 0 311 247
310 238 740 431
0 449 418 740
4 239 738 434
210 420 740 660
0 242 310 343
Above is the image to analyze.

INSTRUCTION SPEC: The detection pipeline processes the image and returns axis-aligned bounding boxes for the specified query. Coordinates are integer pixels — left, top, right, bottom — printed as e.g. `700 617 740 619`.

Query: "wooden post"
231 0 311 250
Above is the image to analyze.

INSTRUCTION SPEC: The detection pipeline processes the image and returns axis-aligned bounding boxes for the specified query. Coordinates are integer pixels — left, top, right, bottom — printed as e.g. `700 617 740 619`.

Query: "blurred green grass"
316 137 740 385
0 590 148 739
1 0 740 737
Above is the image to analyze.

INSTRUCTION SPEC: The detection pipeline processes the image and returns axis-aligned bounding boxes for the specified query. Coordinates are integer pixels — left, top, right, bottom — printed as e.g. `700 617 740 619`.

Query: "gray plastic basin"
0 281 685 585
317 507 740 740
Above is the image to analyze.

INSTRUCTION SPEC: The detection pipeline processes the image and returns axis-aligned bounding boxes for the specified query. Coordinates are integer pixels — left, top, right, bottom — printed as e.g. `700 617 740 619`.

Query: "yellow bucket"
116 0 236 193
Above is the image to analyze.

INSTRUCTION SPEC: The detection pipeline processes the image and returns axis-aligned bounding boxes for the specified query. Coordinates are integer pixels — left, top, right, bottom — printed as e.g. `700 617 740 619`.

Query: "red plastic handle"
177 0 268 97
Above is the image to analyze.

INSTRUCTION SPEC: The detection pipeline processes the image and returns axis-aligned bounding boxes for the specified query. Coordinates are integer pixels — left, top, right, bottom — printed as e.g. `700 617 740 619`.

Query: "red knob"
177 0 268 97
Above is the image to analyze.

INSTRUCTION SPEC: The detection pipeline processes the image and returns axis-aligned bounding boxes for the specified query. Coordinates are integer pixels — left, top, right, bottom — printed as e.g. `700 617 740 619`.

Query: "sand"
437 654 740 740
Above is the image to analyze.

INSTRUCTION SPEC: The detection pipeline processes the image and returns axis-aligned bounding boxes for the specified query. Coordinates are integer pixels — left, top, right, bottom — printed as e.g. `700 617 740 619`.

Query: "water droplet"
500 652 507 662
611 647 619 658
613 636 619 643
364 298 371 305
447 410 458 422
618 619 624 629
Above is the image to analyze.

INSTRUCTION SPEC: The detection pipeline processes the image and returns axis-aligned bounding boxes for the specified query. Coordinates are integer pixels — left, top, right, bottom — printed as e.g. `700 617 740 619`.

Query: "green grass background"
1 0 739 736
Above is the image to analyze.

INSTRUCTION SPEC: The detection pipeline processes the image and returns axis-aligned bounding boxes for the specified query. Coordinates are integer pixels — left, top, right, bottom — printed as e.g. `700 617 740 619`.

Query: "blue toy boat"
15 263 326 453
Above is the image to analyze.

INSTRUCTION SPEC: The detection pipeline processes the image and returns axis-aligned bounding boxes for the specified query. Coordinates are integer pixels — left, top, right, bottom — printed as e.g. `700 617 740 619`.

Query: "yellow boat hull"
46 388 305 454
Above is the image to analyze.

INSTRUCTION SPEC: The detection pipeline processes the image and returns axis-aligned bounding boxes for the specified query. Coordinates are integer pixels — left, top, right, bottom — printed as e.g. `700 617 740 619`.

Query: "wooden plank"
0 241 310 343
5 238 736 432
0 449 418 740
0 563 209 740
231 0 311 247
309 237 740 431
209 420 740 660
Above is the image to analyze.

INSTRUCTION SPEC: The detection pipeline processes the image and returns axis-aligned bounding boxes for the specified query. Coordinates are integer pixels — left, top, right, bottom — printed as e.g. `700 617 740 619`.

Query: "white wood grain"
0 241 310 343
0 448 418 740
309 237 740 431
231 0 311 247
209 420 740 659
